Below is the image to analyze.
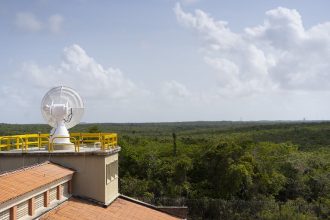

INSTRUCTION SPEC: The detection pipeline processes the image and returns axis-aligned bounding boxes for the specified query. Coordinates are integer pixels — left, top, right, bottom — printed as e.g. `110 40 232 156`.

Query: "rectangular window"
49 187 57 202
62 182 70 198
35 193 44 210
0 209 10 220
17 200 29 219
106 163 111 184
106 160 118 184
113 160 118 179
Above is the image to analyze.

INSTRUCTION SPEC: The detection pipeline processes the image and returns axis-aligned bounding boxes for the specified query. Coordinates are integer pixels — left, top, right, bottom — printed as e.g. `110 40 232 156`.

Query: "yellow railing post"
23 137 27 152
0 137 6 151
24 136 28 151
101 135 104 151
16 137 19 149
49 139 53 152
38 133 41 148
6 138 10 151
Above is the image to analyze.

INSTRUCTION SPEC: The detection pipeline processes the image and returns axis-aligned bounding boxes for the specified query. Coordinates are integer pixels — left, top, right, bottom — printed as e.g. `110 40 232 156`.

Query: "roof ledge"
119 194 188 219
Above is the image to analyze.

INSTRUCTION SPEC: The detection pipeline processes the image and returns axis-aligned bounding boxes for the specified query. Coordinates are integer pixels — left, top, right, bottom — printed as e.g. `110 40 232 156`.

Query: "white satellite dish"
41 86 84 150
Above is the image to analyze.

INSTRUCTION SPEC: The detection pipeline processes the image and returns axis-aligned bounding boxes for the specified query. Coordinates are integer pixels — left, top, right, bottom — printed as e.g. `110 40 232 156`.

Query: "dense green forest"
0 121 329 219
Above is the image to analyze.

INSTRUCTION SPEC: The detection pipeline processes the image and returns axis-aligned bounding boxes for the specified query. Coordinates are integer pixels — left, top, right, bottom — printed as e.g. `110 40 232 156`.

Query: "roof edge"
0 161 75 177
119 194 187 219
0 161 51 177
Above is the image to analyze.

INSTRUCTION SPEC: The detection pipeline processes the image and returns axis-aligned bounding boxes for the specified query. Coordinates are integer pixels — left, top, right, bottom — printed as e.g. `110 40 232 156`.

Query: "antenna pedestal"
50 122 75 151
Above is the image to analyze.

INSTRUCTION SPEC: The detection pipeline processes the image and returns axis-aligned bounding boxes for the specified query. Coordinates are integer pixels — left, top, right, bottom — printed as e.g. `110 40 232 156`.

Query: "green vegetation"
1 121 329 219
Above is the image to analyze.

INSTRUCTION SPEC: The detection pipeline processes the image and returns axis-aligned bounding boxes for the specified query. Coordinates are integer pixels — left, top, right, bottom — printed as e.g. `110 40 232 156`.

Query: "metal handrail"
0 136 25 152
0 133 117 152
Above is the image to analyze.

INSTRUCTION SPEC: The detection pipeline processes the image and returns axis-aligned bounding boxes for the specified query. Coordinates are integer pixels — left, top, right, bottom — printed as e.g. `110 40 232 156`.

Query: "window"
106 160 118 184
106 163 111 184
17 200 29 219
35 193 44 210
0 209 9 220
49 187 57 202
62 182 70 198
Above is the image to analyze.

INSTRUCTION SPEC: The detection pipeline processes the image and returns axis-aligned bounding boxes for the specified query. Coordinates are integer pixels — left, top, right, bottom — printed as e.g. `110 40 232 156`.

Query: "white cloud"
15 12 64 33
174 3 330 94
18 44 146 100
174 3 242 50
49 14 64 33
15 12 42 32
245 7 306 49
162 80 191 100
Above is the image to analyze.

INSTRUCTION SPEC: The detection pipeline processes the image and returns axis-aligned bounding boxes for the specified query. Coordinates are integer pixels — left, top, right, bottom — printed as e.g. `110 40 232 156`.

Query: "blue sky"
1 0 330 123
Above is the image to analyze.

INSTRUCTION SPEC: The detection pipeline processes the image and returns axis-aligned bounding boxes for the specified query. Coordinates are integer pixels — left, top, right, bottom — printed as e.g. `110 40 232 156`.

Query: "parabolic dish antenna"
41 86 84 150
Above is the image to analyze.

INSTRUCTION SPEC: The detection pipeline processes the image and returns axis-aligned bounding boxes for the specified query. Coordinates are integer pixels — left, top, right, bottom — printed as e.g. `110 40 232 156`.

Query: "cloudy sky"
1 0 330 123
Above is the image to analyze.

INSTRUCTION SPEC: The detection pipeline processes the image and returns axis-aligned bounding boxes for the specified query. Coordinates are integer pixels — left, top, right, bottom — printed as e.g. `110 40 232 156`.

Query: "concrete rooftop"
0 145 121 156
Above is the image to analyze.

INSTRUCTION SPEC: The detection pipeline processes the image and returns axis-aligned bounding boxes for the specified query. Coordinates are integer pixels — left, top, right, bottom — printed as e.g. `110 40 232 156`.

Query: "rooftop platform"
0 133 119 155
0 145 121 156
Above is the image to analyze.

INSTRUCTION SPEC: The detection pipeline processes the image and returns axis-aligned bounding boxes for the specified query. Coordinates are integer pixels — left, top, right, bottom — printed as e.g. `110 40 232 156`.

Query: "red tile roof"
0 162 74 204
41 197 182 220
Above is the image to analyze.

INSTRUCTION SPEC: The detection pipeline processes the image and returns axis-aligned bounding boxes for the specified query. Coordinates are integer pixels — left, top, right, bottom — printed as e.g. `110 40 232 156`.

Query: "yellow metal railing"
0 136 25 151
0 133 118 152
